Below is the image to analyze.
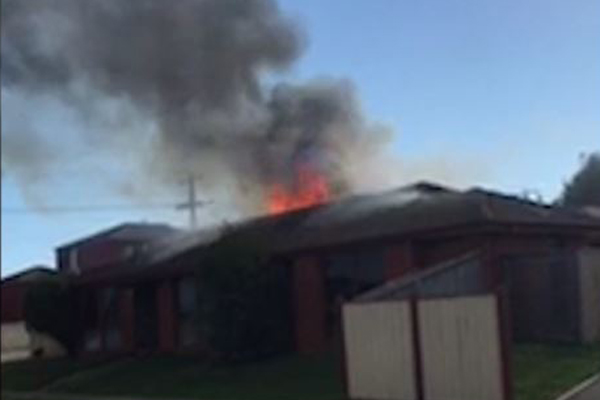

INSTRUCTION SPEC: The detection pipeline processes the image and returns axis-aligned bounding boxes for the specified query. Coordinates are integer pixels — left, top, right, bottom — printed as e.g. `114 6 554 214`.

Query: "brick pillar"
120 288 135 353
385 242 415 280
293 256 328 354
157 281 177 353
98 287 107 353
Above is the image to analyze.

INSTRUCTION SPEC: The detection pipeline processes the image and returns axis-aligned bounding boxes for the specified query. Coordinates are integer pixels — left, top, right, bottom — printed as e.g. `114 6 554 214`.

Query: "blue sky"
2 0 599 277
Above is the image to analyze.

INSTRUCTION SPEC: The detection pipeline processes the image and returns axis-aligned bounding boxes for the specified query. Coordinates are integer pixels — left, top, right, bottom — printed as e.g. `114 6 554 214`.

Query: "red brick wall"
58 240 133 275
293 256 328 355
385 242 416 280
120 288 135 352
1 282 28 322
157 281 177 353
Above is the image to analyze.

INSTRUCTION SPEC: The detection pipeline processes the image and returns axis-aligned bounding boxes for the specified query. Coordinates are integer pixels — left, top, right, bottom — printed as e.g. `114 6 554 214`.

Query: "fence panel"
578 247 600 343
418 295 504 400
343 301 416 400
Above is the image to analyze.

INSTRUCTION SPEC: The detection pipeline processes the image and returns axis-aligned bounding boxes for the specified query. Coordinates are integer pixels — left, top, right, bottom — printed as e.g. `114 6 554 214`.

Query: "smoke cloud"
2 0 395 211
2 0 490 216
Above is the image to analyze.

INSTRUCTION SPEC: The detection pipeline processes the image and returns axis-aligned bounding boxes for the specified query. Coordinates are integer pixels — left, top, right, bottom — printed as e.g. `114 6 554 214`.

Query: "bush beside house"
194 235 293 362
23 278 79 356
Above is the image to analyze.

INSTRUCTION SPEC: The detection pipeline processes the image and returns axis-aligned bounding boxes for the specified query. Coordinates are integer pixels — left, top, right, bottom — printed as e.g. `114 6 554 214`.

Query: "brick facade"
293 256 328 354
385 242 416 280
120 288 135 352
157 281 177 353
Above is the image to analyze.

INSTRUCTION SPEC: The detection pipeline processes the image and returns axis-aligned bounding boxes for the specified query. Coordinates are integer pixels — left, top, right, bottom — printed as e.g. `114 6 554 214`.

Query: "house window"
178 278 198 349
69 248 80 274
100 287 121 351
81 290 100 352
325 247 386 300
324 247 386 338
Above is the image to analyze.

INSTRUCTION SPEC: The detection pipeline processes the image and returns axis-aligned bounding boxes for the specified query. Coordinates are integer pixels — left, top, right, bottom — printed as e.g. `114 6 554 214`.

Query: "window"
178 278 198 348
325 247 385 300
101 287 121 351
323 246 386 339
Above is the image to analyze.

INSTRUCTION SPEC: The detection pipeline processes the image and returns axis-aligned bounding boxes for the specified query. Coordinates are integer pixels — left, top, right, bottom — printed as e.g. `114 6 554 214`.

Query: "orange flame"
268 166 331 214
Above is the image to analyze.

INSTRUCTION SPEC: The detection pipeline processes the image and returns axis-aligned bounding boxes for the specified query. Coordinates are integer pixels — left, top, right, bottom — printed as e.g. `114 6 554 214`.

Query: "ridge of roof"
1 266 57 284
57 222 181 250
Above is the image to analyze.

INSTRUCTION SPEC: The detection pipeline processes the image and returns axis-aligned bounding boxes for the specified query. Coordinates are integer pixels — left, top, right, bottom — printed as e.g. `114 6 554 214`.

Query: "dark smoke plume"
561 153 600 208
2 0 389 212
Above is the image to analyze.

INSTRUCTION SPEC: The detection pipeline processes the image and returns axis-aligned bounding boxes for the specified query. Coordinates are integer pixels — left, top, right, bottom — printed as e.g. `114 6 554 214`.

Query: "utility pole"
176 174 208 230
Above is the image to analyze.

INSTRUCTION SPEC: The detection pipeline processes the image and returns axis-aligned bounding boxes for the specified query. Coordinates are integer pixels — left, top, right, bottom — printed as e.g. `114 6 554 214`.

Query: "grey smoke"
560 153 600 208
1 0 389 212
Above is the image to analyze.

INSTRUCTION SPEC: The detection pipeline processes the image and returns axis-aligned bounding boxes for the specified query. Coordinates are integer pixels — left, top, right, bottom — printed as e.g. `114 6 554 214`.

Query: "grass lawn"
513 344 600 400
0 357 99 392
2 345 599 400
2 354 343 400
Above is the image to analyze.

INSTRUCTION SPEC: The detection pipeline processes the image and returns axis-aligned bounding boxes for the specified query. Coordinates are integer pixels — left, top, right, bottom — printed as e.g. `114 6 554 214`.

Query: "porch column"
157 281 177 353
293 256 328 354
120 288 135 353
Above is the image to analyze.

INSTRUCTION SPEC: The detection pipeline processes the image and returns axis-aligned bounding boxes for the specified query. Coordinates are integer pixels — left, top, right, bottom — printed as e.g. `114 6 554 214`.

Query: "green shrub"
195 235 293 362
23 278 79 355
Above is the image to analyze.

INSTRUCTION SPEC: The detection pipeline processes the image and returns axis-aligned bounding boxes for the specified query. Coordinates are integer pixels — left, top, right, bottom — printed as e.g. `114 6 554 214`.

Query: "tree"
23 278 79 355
560 153 600 208
194 235 292 362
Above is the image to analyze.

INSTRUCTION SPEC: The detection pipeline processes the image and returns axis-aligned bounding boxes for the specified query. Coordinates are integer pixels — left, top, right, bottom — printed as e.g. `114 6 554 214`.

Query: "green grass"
3 345 599 400
513 344 600 400
1 357 97 392
44 354 342 400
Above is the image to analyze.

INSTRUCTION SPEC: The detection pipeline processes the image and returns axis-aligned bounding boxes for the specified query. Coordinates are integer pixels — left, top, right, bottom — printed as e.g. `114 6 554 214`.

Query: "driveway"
1 350 30 363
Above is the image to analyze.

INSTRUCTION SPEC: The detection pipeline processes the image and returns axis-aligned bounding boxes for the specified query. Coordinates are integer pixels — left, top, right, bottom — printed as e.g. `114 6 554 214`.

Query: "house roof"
57 223 180 250
71 182 600 284
1 266 57 286
231 183 600 253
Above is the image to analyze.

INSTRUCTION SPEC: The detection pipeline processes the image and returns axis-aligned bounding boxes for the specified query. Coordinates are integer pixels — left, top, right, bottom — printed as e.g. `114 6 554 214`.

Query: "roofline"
56 223 177 251
69 219 600 287
1 266 57 284
275 220 600 256
57 224 133 251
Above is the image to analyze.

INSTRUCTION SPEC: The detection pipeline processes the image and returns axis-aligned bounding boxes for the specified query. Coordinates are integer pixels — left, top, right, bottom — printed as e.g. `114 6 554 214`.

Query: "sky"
2 0 599 277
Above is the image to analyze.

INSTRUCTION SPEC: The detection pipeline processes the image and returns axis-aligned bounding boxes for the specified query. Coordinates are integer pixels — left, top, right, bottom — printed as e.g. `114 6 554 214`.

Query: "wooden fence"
342 293 511 400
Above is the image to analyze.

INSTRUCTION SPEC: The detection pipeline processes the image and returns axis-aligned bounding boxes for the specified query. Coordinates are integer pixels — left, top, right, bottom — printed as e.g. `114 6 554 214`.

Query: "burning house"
57 182 600 357
3 0 600 359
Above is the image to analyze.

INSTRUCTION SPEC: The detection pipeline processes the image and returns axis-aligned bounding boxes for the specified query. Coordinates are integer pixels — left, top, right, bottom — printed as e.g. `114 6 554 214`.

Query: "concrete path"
2 392 196 400
557 375 600 400
1 350 30 363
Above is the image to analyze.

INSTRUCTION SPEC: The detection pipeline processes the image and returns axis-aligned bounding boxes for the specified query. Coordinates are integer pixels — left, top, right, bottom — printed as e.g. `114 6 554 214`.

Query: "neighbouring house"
57 183 600 357
1 267 66 362
55 223 181 354
57 223 180 277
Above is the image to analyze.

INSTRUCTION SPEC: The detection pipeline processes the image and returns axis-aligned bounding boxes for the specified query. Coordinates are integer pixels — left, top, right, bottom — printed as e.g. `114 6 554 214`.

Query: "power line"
3 177 213 219
1 203 180 214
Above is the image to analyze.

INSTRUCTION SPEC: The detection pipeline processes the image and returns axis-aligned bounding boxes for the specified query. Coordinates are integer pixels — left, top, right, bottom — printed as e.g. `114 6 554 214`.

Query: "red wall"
385 242 416 279
58 240 134 275
157 281 177 353
293 256 328 354
1 282 28 323
120 288 135 352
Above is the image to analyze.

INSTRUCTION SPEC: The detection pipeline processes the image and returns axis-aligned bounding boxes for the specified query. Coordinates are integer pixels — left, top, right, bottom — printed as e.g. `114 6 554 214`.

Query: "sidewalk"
557 374 600 400
1 351 30 364
2 392 198 400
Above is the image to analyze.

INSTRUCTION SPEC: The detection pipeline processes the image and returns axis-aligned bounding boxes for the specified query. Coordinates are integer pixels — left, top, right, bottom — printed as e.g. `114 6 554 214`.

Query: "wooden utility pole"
176 175 208 230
